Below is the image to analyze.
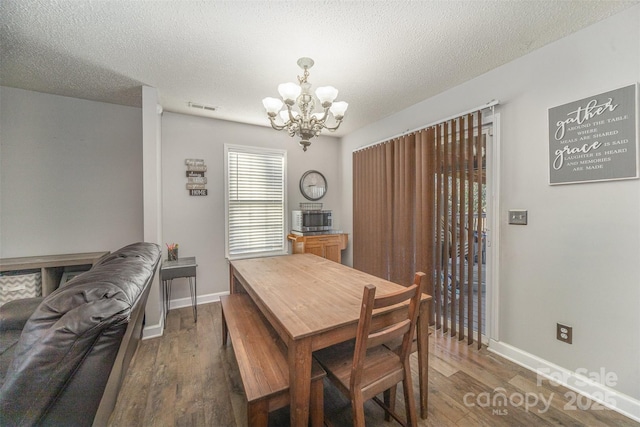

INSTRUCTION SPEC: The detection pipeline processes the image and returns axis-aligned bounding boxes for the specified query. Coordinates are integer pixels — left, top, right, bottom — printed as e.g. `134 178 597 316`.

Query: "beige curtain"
353 111 485 348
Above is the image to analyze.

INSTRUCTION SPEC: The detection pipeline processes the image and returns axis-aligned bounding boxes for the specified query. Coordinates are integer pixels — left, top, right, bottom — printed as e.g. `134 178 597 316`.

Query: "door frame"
484 110 501 345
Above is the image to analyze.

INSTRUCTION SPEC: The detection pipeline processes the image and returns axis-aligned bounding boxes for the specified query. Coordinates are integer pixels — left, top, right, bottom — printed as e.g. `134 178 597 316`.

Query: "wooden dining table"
228 253 431 427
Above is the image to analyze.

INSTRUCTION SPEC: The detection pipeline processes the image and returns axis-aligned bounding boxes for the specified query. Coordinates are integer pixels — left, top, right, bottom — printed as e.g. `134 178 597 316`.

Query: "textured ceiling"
1 0 637 136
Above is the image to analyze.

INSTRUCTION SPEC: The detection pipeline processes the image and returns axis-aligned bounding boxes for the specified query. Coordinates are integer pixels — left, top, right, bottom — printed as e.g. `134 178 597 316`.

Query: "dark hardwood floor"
109 303 639 427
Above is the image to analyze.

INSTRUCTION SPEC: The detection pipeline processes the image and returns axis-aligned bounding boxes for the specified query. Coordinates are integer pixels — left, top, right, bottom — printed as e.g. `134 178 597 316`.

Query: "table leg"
229 264 236 293
417 296 431 419
163 279 172 322
288 338 312 427
167 279 173 316
189 277 197 322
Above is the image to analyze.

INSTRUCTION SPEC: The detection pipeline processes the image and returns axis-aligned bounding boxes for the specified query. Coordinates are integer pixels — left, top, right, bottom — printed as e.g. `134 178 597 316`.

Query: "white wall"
160 112 342 303
340 4 640 414
141 86 164 334
0 87 143 257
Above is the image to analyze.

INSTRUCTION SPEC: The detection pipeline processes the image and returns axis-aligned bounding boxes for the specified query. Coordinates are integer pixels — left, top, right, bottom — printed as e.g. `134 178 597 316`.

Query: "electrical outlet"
508 210 528 225
557 323 572 344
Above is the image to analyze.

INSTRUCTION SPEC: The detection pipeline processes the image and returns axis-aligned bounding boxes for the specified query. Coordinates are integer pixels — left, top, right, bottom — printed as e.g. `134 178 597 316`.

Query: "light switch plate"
508 210 528 225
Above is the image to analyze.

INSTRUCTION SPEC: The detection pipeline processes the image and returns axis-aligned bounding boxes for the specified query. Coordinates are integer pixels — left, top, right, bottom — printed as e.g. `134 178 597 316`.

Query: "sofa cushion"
1 285 130 424
0 298 43 333
0 242 160 426
0 330 21 388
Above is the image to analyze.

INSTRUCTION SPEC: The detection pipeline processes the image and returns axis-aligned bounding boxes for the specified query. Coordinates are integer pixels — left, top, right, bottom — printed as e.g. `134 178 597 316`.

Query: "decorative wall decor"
186 158 208 196
548 84 638 185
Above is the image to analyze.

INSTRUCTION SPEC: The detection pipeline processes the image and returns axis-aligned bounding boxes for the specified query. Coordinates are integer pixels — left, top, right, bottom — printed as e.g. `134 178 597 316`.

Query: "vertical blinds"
433 113 485 348
353 131 436 289
353 110 486 349
227 147 286 257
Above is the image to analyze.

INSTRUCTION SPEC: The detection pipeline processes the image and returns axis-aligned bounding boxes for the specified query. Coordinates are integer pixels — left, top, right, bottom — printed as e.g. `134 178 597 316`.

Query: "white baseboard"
168 290 229 309
142 321 163 340
489 339 640 423
142 290 230 339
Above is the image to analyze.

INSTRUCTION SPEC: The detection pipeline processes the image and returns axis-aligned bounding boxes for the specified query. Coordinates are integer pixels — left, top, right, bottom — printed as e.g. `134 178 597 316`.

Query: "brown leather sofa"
0 242 161 426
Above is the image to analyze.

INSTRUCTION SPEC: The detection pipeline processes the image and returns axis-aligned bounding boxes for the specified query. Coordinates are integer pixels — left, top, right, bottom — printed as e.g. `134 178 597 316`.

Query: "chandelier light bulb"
329 101 349 119
262 97 284 115
315 86 339 106
278 82 301 103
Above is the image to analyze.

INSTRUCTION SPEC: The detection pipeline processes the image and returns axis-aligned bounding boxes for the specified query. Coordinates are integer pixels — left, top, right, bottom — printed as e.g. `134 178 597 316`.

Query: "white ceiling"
1 0 636 136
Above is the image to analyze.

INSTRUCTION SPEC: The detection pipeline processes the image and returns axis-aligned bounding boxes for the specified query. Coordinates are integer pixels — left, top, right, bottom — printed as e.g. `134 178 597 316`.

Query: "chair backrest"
350 277 423 390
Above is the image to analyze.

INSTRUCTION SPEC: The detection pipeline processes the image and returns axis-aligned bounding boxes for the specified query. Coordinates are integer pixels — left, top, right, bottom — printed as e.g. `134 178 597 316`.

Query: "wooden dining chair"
383 272 427 355
314 281 423 427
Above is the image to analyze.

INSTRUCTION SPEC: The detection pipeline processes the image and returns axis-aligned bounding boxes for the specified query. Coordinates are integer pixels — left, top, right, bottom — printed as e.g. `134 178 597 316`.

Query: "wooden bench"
220 294 325 427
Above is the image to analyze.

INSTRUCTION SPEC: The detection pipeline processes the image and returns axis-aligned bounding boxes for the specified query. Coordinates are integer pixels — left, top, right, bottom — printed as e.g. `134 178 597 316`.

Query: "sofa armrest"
0 298 43 331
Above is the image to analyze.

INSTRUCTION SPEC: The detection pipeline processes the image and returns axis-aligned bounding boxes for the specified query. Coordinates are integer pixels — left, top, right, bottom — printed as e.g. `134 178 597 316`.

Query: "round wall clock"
300 170 327 201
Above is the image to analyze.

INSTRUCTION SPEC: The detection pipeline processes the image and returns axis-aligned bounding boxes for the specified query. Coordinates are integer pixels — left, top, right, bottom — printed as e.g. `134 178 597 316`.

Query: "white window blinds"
225 145 287 258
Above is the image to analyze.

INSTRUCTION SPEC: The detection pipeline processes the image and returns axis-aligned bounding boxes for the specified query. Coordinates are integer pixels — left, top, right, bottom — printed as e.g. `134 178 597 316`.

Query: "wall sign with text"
548 84 638 185
186 158 208 196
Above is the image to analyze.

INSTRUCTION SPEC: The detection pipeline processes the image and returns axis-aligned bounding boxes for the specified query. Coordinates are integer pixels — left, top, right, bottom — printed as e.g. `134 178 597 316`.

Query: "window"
225 144 287 259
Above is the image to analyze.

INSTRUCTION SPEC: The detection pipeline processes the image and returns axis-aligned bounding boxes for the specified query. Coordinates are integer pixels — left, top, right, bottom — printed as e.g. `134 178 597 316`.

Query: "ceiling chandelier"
262 57 348 152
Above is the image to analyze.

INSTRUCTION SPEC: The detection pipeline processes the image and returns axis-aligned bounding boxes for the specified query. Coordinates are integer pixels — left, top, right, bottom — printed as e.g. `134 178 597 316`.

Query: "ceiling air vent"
188 102 217 112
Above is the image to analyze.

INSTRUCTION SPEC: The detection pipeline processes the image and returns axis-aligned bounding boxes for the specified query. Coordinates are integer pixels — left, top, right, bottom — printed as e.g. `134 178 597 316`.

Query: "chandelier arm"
286 105 300 124
315 107 330 123
268 116 288 131
322 120 343 131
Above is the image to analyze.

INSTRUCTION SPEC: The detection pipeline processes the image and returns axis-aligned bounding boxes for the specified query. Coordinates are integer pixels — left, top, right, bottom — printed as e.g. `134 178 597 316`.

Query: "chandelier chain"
297 67 310 85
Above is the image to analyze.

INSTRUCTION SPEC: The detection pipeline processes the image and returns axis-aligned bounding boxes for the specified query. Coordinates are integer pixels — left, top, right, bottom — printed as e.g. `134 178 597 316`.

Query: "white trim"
142 291 229 340
142 318 164 339
143 291 231 339
353 99 500 153
142 85 164 335
486 111 501 342
488 339 640 423
168 290 229 310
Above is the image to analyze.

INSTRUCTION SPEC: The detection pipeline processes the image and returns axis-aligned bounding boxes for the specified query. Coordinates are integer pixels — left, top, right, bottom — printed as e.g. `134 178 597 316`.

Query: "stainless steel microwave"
291 210 332 232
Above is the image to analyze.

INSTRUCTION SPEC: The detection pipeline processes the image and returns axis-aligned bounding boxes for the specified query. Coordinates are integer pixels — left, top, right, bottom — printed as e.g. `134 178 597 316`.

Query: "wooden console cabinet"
287 233 348 263
0 251 109 296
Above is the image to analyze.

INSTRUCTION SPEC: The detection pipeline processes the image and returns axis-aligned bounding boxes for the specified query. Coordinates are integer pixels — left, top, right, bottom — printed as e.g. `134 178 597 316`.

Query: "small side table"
160 256 197 322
